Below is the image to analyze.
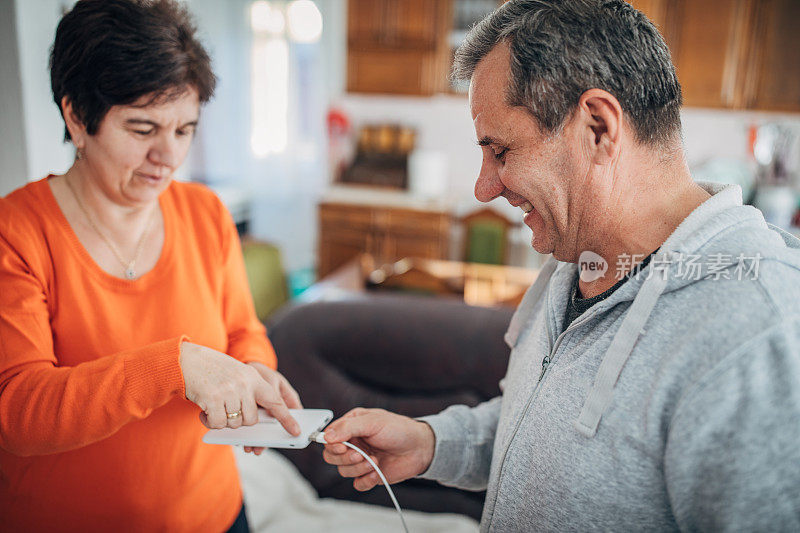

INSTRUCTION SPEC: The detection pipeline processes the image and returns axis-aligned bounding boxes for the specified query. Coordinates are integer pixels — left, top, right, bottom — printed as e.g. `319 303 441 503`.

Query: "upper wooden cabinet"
347 0 799 112
742 0 800 112
668 0 749 109
347 0 451 95
630 0 800 112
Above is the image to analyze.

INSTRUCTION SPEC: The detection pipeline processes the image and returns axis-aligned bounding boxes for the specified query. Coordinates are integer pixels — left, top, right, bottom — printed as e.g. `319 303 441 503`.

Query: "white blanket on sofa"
235 447 479 533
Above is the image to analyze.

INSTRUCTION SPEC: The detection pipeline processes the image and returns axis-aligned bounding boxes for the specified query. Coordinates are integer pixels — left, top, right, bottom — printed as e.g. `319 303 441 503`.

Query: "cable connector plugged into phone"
309 430 327 444
309 431 409 533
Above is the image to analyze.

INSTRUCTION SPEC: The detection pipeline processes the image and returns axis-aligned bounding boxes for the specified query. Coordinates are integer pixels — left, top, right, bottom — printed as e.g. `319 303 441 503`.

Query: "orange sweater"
0 177 277 532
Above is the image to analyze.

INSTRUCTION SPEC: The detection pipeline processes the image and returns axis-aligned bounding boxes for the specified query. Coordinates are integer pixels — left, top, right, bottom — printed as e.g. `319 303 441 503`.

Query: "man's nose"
474 160 505 203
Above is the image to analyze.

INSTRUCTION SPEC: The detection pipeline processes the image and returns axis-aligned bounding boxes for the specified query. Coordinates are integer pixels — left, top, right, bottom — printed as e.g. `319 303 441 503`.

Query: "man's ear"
61 96 87 149
577 89 623 165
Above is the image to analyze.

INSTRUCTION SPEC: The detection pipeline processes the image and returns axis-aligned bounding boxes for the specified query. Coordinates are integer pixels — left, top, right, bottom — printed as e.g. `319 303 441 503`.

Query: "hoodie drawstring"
574 251 673 438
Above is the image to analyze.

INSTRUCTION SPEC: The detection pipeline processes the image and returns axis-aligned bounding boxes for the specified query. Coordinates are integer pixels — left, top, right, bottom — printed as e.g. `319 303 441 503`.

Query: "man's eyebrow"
477 136 504 147
124 118 199 128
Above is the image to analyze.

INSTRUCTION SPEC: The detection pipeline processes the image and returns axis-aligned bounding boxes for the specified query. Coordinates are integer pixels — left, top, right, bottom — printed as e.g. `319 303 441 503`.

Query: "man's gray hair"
454 0 682 147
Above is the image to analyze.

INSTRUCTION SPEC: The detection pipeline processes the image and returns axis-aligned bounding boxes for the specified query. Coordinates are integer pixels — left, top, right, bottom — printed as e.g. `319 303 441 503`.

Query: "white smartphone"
202 408 333 449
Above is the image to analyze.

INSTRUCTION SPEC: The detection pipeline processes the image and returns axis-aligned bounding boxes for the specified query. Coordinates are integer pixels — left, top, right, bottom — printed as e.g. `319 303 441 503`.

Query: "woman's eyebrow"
125 118 159 127
124 118 199 128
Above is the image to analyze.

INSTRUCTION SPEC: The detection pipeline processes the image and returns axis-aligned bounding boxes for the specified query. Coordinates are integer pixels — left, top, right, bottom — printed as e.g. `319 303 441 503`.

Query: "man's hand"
242 361 303 455
322 408 435 491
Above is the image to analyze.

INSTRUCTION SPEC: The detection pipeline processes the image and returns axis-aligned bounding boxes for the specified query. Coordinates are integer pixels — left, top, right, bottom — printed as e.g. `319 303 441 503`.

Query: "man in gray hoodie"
322 1 800 530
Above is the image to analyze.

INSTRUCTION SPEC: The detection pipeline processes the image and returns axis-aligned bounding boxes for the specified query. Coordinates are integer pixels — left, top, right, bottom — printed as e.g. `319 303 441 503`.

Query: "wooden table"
299 254 540 308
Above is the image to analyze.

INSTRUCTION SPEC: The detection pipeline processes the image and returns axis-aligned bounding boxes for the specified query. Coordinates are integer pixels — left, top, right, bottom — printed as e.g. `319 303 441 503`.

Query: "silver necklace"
65 175 157 280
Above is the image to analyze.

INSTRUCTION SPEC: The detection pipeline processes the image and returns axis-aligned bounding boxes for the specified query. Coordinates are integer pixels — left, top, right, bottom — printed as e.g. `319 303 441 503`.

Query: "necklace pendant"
125 267 136 280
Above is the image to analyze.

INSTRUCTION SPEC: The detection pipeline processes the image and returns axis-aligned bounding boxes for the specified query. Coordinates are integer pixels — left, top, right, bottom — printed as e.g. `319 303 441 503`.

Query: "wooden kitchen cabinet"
347 0 451 95
318 202 451 278
668 0 749 109
628 0 671 36
741 0 800 112
347 0 800 107
630 0 800 112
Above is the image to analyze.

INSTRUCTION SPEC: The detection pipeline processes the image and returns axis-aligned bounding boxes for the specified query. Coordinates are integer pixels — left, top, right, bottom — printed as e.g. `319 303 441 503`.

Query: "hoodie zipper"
538 355 551 381
538 301 600 383
486 293 605 531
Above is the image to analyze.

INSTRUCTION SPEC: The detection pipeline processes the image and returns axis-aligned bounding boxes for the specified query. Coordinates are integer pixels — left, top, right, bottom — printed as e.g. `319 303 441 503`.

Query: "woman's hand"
242 362 303 456
179 341 300 436
321 408 436 491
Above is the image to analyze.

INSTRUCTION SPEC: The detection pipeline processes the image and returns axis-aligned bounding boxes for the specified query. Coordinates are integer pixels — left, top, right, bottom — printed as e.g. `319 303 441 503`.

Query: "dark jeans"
225 504 249 533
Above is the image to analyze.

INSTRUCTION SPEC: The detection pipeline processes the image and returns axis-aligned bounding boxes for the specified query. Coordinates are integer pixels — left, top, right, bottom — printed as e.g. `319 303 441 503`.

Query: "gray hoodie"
419 182 800 532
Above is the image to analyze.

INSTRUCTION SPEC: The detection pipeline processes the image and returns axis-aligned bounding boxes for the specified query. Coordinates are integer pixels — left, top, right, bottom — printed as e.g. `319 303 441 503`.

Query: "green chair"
241 239 290 322
462 208 514 265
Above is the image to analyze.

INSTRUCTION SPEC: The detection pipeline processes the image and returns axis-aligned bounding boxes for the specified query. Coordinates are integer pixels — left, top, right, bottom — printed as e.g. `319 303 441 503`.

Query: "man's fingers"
341 407 370 420
323 443 349 455
338 460 375 479
324 414 379 443
323 447 365 466
354 472 380 492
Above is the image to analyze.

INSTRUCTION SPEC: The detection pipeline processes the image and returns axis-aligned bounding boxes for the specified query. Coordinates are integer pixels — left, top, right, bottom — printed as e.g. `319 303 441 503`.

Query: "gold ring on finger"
226 410 242 419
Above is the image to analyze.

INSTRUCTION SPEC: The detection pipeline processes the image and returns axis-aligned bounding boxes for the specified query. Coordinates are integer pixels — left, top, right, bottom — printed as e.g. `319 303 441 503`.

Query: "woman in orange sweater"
0 1 300 531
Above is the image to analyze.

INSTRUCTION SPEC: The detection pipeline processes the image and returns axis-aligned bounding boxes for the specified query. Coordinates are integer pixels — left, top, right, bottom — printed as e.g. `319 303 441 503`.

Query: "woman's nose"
148 134 181 169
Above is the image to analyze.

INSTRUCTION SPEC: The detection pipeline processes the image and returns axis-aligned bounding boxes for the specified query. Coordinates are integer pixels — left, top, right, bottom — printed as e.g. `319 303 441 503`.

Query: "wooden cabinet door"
388 0 441 49
347 0 385 45
317 203 451 277
348 49 435 95
318 203 375 278
382 209 450 261
628 0 800 111
667 0 752 109
318 230 374 278
347 0 451 95
742 0 800 112
628 0 671 38
349 0 446 49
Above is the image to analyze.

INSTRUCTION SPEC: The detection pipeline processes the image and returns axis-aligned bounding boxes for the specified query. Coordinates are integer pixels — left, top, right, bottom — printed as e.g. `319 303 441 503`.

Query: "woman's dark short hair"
50 0 216 141
453 0 683 148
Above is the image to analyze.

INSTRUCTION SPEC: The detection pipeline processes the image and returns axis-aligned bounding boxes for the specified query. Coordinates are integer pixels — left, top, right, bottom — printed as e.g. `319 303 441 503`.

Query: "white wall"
681 107 800 167
0 0 28 196
14 0 75 181
333 99 800 213
187 0 333 272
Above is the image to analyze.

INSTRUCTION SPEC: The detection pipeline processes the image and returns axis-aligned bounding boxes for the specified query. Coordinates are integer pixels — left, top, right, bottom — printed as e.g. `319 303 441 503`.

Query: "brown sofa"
267 293 514 520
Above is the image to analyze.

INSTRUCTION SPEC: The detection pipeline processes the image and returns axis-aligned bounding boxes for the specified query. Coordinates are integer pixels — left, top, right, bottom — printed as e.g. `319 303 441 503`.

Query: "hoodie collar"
505 181 773 437
551 181 760 309
571 181 767 437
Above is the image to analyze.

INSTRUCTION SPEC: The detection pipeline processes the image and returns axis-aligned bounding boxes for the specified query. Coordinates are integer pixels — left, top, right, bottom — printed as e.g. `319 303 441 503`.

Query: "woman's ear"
61 96 87 150
578 89 622 166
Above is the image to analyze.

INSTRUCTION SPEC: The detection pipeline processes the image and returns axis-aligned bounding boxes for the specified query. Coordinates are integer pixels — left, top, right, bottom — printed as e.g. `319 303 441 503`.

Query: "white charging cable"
310 431 409 533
